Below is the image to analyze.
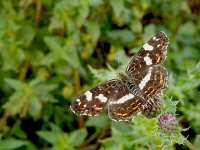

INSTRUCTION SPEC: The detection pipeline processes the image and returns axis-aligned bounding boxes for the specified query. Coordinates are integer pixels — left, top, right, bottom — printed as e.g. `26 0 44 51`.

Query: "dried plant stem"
19 54 30 81
74 68 84 128
34 0 42 27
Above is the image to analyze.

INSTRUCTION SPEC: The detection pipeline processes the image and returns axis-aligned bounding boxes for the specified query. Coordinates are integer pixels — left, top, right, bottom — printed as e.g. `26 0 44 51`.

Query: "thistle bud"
158 113 178 134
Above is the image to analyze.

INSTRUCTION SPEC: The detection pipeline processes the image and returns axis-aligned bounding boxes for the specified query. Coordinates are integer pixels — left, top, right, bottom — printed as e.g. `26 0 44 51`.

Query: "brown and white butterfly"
70 31 169 122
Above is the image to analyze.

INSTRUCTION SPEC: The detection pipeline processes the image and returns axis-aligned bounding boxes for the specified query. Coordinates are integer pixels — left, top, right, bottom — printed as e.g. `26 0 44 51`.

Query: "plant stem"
184 139 198 150
34 0 42 27
74 68 84 128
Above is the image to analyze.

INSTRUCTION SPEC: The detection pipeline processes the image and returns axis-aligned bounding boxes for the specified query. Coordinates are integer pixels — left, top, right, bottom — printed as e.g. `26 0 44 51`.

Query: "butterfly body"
70 31 169 122
118 72 143 98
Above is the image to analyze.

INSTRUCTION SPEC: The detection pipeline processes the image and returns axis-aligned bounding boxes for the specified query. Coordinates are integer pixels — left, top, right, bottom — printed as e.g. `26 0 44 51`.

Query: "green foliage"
37 123 87 149
0 138 28 150
0 0 199 149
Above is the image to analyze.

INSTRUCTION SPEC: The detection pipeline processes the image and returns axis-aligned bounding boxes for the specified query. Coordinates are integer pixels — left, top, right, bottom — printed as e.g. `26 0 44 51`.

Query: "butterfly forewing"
108 82 144 122
70 80 119 116
126 31 169 79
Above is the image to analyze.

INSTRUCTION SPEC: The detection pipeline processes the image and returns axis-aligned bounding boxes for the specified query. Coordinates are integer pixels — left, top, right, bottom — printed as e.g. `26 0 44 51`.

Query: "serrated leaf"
163 97 178 115
176 134 185 144
87 65 116 82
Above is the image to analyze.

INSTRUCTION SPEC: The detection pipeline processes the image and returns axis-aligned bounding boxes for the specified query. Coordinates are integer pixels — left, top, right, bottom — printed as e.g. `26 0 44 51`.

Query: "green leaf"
85 113 110 128
163 96 179 115
28 94 42 119
43 36 62 51
110 0 125 17
50 123 63 133
54 0 79 11
107 29 135 43
68 128 87 147
101 137 122 150
19 25 35 47
29 78 42 88
3 91 26 115
62 45 80 68
41 51 60 65
0 138 28 150
130 20 142 33
143 24 156 41
178 22 196 36
88 65 116 82
35 83 57 93
37 131 58 144
4 78 23 90
85 21 100 43
88 0 103 7
76 1 89 27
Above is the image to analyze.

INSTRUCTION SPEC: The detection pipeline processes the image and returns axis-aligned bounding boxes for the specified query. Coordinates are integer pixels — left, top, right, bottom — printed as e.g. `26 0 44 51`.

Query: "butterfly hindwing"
70 80 119 116
132 66 168 100
108 82 144 122
141 66 168 99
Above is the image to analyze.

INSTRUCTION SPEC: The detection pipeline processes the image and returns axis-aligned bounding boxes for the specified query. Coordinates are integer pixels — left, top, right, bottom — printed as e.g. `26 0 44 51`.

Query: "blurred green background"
0 0 200 149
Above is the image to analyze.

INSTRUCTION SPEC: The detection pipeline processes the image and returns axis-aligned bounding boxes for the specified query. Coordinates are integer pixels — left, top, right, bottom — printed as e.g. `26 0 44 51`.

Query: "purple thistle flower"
158 113 178 134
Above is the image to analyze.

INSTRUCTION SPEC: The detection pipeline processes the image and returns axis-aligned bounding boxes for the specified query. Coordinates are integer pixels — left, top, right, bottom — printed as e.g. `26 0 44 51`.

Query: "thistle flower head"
158 113 178 134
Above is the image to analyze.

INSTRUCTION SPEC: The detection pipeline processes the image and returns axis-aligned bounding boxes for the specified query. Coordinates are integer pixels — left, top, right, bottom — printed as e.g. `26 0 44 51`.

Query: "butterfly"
70 31 169 122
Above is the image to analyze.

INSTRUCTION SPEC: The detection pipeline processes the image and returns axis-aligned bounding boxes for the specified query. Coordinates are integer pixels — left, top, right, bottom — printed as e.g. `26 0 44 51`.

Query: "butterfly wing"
70 80 119 116
126 31 169 99
124 31 169 118
132 66 168 99
108 82 144 122
126 31 169 79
